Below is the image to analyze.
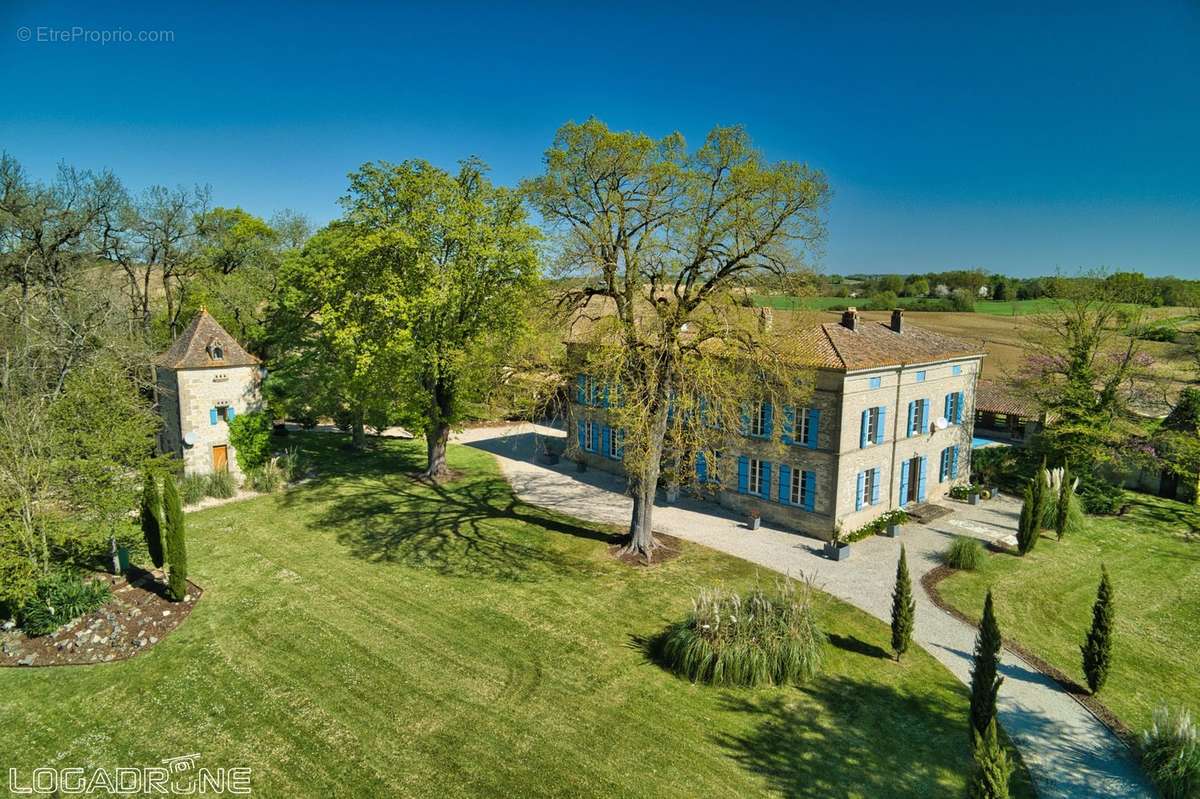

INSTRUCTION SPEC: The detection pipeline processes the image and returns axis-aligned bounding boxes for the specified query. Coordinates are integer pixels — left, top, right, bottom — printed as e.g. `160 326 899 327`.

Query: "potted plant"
969 486 981 505
747 510 762 530
824 528 850 561
665 484 680 503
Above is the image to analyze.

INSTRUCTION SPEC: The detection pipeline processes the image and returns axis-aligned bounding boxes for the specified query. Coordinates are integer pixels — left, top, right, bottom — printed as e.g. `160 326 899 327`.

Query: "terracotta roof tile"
820 319 984 371
975 380 1041 418
155 310 259 369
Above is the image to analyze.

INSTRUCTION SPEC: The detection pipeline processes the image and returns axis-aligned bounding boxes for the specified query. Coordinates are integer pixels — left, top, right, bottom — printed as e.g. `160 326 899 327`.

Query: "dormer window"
206 338 225 361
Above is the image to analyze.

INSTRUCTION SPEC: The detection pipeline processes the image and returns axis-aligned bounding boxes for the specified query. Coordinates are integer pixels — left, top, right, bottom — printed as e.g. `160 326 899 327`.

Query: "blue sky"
2 1 1198 278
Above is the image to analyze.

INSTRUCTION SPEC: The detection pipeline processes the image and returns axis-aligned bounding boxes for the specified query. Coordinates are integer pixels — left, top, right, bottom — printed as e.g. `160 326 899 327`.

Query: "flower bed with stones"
0 570 202 668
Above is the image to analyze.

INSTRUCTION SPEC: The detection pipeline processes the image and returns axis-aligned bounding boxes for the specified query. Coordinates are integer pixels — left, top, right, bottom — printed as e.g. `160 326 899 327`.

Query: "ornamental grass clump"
660 576 825 687
945 537 985 571
1140 706 1200 799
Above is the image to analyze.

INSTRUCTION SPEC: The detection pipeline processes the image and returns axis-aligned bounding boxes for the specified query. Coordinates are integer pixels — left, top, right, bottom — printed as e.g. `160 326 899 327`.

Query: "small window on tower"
211 345 224 360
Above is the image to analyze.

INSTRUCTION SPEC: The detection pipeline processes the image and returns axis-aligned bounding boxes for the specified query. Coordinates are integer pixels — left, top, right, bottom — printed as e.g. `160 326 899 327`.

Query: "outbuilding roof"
155 310 260 369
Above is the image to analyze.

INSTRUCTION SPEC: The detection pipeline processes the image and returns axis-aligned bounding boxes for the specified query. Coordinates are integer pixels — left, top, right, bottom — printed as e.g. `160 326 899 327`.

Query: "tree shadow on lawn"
714 677 972 798
280 436 620 582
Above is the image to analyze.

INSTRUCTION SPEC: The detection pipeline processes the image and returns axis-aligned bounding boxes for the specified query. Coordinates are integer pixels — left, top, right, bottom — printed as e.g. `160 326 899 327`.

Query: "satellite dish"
934 417 949 430
183 431 197 447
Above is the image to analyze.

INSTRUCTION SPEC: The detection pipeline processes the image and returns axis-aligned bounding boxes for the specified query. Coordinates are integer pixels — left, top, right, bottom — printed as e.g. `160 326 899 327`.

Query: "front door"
212 444 228 473
906 457 921 504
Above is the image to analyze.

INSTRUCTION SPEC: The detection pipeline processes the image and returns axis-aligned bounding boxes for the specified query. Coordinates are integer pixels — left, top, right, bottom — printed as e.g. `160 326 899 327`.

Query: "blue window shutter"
956 392 964 424
871 468 881 505
875 407 886 445
601 426 611 458
761 462 772 499
781 406 794 445
900 460 911 506
807 408 820 448
763 403 774 438
918 457 928 501
906 401 915 437
576 374 586 405
855 472 864 511
577 420 585 449
778 464 791 504
696 452 707 483
227 406 235 421
953 365 962 376
737 456 749 494
803 471 815 511
869 376 881 389
944 393 952 422
860 410 869 448
939 448 948 481
210 407 218 426
591 423 600 452
951 446 960 478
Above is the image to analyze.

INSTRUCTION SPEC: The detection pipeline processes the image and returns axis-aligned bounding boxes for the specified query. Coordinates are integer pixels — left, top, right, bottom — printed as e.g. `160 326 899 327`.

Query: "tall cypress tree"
1017 481 1038 555
139 471 165 569
968 717 1013 799
890 545 915 661
1032 460 1050 531
969 589 1005 744
162 473 188 602
1054 465 1072 540
1081 566 1114 694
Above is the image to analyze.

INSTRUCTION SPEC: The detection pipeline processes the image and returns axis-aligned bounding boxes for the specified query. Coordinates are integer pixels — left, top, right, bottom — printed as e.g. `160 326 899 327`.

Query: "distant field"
752 295 1189 319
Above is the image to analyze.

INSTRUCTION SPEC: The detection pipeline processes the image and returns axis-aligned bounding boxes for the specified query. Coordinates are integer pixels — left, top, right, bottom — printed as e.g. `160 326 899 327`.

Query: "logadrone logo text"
8 754 251 795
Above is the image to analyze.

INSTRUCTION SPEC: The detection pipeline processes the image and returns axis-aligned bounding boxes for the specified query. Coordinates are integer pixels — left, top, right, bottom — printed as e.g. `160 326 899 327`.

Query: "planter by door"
747 516 761 530
884 523 901 538
969 493 980 506
824 542 851 561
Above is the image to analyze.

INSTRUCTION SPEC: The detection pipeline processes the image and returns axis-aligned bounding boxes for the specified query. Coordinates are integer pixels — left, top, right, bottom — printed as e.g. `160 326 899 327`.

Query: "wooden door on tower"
212 444 229 472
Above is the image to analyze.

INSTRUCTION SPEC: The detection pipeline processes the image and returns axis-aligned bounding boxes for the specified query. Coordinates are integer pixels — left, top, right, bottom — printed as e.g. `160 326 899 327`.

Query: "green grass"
938 492 1200 731
1 434 1033 797
750 295 1065 315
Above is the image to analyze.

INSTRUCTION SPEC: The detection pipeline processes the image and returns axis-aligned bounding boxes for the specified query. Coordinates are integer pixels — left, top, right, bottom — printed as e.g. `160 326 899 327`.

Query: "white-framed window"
584 419 596 451
790 469 808 507
912 399 928 434
795 408 810 445
862 468 877 505
608 428 620 459
750 402 768 437
748 458 764 496
866 407 882 443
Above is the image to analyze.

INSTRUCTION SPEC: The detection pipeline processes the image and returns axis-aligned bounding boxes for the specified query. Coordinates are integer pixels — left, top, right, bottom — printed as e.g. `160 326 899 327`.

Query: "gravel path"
454 423 1154 799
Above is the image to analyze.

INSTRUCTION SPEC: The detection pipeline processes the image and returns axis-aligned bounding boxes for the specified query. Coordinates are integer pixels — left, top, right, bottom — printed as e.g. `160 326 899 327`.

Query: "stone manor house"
155 310 263 479
568 308 985 540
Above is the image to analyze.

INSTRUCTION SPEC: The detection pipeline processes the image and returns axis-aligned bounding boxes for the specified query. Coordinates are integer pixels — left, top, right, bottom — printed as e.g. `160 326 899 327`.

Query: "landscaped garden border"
921 562 1134 747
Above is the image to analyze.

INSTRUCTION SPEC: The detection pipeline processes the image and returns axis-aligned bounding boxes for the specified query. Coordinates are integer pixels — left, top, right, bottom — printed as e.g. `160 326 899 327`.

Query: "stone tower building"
154 310 263 479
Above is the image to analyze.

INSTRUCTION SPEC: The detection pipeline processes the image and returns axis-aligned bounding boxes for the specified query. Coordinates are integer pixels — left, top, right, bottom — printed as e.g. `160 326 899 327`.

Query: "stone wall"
165 365 262 478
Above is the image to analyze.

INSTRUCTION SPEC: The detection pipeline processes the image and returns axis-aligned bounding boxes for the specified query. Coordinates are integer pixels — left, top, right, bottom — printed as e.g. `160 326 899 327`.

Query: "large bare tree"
523 120 828 558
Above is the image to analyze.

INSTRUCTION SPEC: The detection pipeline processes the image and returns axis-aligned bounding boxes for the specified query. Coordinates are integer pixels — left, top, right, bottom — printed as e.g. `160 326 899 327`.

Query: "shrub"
950 483 981 500
1081 566 1114 694
206 470 237 499
1017 481 1038 555
660 578 826 687
275 447 306 482
945 537 985 570
969 717 1013 799
228 410 273 471
890 546 915 661
245 458 285 493
969 590 1004 743
1140 706 1200 799
0 546 39 617
18 571 111 636
1136 324 1179 343
139 471 164 568
179 474 209 506
1077 473 1123 515
163 474 188 602
845 509 909 543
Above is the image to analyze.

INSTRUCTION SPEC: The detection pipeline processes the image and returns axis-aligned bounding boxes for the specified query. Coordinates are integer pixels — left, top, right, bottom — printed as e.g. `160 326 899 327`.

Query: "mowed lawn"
2 434 1032 798
938 493 1200 731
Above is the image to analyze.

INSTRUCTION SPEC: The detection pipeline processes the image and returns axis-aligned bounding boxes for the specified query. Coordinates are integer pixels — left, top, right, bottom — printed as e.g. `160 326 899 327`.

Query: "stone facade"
154 311 263 479
566 309 984 542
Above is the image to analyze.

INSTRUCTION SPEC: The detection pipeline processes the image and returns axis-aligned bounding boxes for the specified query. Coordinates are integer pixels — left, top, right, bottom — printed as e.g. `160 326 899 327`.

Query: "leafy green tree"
905 276 930 297
968 717 1013 799
1081 566 1114 694
969 590 1004 743
523 119 827 558
341 158 540 478
267 223 410 448
1153 388 1200 507
228 410 273 471
1017 481 1038 555
140 471 165 569
890 545 915 661
162 474 188 601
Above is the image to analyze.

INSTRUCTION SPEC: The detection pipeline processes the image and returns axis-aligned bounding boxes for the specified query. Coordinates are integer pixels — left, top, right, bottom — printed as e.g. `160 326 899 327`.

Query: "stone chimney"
891 308 904 333
841 307 859 331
